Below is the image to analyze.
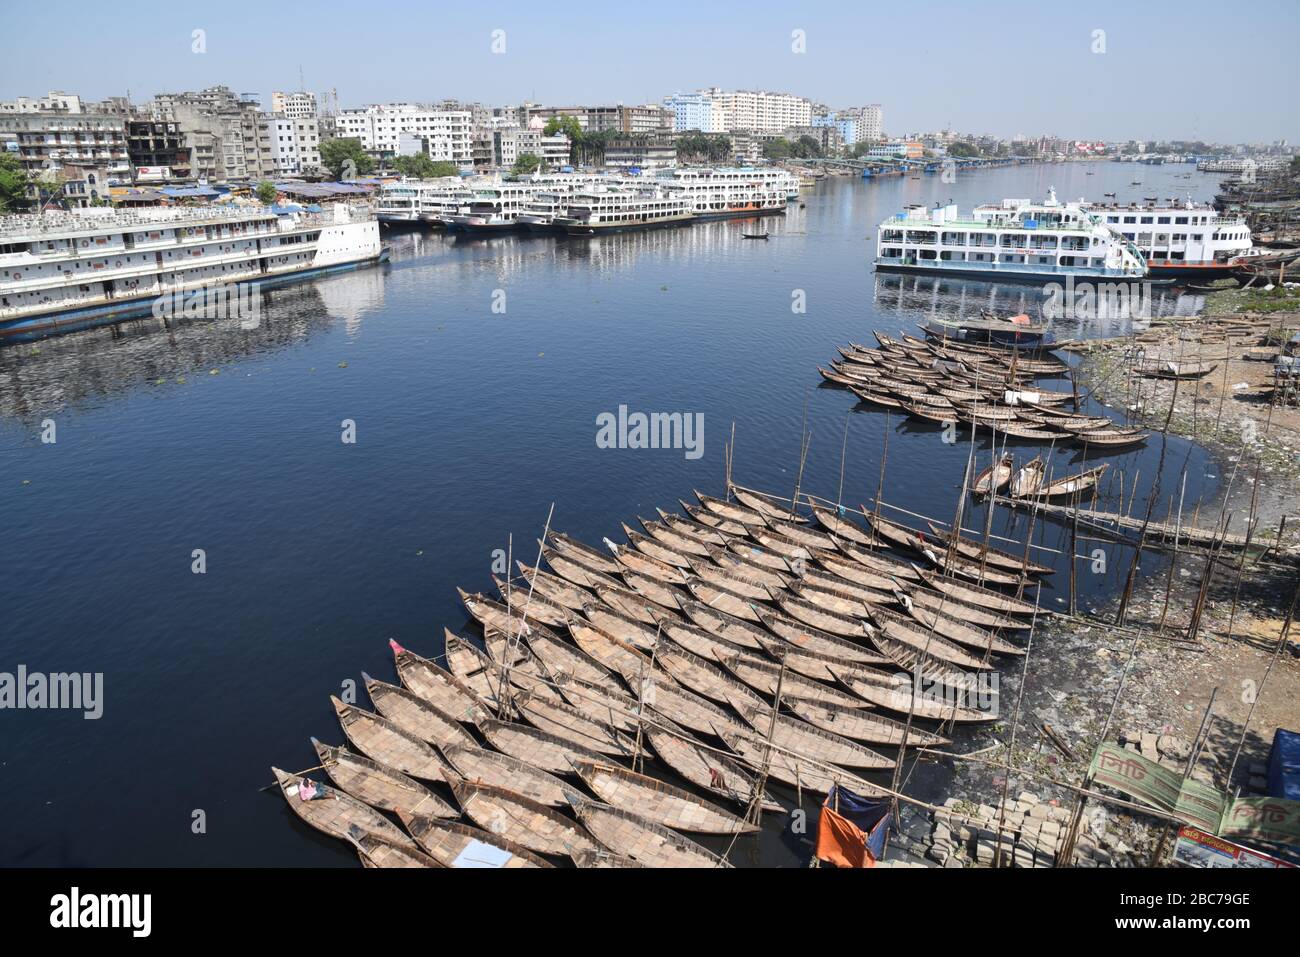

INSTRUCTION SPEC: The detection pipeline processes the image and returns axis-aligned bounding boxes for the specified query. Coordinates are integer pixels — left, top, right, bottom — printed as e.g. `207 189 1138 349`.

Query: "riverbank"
892 297 1300 869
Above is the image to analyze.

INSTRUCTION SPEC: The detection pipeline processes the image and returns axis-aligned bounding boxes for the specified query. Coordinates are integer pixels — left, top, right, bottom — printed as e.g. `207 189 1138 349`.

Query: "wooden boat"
717 654 869 711
775 592 867 639
594 581 679 626
831 538 922 581
681 500 749 537
515 562 593 612
741 231 768 240
867 629 985 689
637 516 712 557
809 504 881 548
997 423 1066 440
716 727 886 796
914 569 1039 617
705 544 793 591
573 761 757 834
654 642 766 710
363 674 478 751
656 508 729 547
449 779 600 860
522 624 617 688
443 630 552 710
442 743 570 807
678 599 771 651
1024 464 1109 500
731 703 893 769
583 601 661 651
972 454 1014 495
1075 430 1149 449
1136 359 1218 380
863 606 992 671
645 676 750 738
573 848 646 868
907 585 1033 631
398 813 552 868
516 693 637 756
389 639 488 726
541 543 624 591
729 486 808 523
621 567 690 611
349 826 441 868
569 618 657 683
783 697 949 747
643 723 781 811
924 523 1053 575
793 573 887 612
477 718 610 776
694 489 767 526
271 768 414 848
898 603 1025 657
608 539 690 585
620 524 693 569
491 576 572 627
331 697 451 782
683 576 765 622
312 740 455 818
686 558 774 601
567 794 732 867
809 548 898 591
831 669 996 723
550 531 622 573
554 672 641 733
849 385 905 409
749 527 814 562
764 516 837 551
1010 456 1046 498
723 538 795 573
861 512 929 555
660 617 763 666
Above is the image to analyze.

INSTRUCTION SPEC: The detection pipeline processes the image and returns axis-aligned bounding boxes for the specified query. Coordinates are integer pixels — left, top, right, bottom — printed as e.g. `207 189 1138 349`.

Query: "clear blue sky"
2 0 1295 143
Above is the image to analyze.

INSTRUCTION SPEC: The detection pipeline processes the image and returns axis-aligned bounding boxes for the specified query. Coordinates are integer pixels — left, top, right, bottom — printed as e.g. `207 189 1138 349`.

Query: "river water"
0 161 1225 865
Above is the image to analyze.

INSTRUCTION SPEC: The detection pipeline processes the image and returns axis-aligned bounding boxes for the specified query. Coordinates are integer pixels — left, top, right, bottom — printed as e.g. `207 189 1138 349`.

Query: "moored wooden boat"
572 760 758 834
331 697 451 782
477 718 610 776
679 599 771 651
864 607 992 672
684 576 765 622
729 486 808 523
398 812 553 868
783 697 950 747
516 561 594 611
695 489 767 527
898 603 1025 657
758 611 890 667
271 767 414 848
642 723 782 811
442 742 570 807
363 674 478 751
914 568 1039 617
718 653 869 711
491 575 572 627
972 454 1014 495
705 544 793 591
776 592 868 638
349 826 441 868
924 523 1053 575
731 703 894 769
809 503 881 548
1010 456 1046 498
516 693 638 757
567 793 733 867
716 727 886 796
389 639 488 726
550 531 622 573
312 740 456 818
1024 464 1109 500
450 779 600 860
686 557 775 601
620 523 694 569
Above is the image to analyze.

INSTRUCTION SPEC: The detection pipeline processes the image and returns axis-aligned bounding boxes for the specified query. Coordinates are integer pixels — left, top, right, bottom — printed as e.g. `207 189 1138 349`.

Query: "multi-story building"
525 104 672 135
840 104 884 144
0 113 132 201
0 91 84 114
788 124 843 154
813 113 859 147
603 138 677 171
663 91 722 133
271 91 318 118
706 89 813 134
492 126 571 169
126 119 191 181
265 116 321 175
334 104 472 165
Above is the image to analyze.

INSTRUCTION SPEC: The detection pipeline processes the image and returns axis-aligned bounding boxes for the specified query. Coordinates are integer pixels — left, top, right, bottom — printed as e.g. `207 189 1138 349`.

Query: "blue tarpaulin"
826 783 891 859
1268 728 1300 800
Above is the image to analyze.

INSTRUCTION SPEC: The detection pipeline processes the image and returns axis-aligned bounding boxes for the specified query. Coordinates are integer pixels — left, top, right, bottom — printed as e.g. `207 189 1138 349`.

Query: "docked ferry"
0 204 384 342
444 182 539 233
376 178 466 226
1083 199 1254 281
658 167 797 220
874 189 1148 282
554 188 694 236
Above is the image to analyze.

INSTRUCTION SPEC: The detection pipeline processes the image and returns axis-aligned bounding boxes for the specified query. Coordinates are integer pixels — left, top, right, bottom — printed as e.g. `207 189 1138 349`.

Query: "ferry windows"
1175 217 1188 225
1123 216 1136 224
1140 217 1153 224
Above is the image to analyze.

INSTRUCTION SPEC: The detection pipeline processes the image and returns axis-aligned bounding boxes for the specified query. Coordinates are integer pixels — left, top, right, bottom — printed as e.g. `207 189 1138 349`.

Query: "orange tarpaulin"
814 805 875 868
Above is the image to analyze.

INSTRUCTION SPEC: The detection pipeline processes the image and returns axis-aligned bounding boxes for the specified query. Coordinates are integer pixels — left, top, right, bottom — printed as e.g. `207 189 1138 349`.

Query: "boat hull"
562 216 695 237
875 261 1167 286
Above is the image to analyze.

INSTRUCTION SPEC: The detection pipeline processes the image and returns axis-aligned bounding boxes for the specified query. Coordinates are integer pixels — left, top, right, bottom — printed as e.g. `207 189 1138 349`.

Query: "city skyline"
2 0 1297 143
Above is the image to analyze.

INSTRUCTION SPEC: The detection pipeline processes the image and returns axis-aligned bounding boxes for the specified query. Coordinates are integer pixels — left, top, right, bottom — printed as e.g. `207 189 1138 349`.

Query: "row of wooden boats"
970 453 1110 502
274 485 1050 868
817 331 1151 450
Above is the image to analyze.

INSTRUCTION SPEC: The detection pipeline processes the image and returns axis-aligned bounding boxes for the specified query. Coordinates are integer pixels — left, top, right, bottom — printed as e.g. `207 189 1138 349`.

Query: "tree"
543 116 583 142
320 137 375 180
392 153 458 179
512 152 542 175
254 180 278 205
0 152 28 212
675 132 733 163
947 141 980 158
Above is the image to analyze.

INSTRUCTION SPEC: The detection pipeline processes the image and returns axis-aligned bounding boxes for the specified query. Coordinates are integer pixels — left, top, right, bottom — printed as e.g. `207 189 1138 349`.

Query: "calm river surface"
0 161 1225 865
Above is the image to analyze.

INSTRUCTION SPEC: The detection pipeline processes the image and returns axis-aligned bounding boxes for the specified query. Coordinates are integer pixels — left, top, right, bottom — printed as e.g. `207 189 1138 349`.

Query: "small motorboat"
741 232 769 240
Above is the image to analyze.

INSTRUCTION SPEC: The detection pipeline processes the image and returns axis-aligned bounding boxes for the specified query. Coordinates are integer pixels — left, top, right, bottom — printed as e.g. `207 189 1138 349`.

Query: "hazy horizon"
2 0 1296 143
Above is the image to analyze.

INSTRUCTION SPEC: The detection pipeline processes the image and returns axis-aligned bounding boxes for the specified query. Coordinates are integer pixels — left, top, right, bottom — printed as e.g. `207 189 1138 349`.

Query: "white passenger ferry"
875 189 1148 282
1083 199 1253 280
444 182 540 233
376 178 465 225
554 188 694 235
0 204 384 342
658 167 797 220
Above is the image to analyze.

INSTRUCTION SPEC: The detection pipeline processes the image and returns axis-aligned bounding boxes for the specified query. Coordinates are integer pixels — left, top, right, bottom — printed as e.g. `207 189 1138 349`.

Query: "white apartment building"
334 104 473 165
663 91 723 133
271 91 318 118
493 127 571 168
704 89 813 133
843 104 884 143
267 116 321 175
0 91 84 114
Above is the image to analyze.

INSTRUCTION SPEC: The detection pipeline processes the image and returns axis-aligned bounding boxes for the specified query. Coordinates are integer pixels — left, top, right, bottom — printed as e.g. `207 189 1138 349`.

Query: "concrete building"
126 119 192 181
0 113 132 190
265 116 322 175
525 104 671 135
813 113 859 146
0 91 84 114
705 89 813 134
841 104 884 143
787 124 843 154
492 124 571 169
663 91 722 133
271 91 318 118
334 104 472 165
603 138 676 171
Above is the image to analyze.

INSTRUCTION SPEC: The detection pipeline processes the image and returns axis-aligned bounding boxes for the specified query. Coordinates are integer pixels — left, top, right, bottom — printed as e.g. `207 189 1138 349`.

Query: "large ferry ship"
658 167 797 220
444 182 540 233
874 189 1148 282
1083 199 1254 280
554 188 694 235
0 204 384 342
376 178 464 225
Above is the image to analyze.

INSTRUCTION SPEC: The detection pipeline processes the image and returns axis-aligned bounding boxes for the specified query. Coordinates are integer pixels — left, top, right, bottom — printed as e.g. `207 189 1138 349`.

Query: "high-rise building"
271 91 318 118
0 112 131 203
334 104 472 165
663 91 722 133
840 104 884 143
705 89 813 134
